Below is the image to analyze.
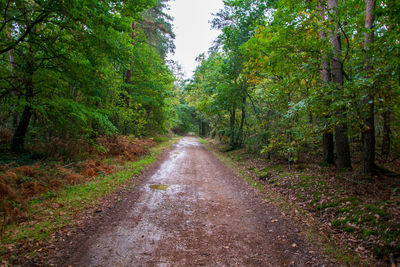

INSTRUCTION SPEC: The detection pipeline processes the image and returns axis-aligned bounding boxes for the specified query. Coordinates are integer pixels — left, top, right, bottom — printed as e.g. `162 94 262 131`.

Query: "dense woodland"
0 0 399 264
0 0 180 155
186 0 399 175
2 0 398 171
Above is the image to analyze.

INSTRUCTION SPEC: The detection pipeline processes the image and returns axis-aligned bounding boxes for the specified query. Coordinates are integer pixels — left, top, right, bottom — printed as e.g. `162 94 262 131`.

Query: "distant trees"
187 0 400 174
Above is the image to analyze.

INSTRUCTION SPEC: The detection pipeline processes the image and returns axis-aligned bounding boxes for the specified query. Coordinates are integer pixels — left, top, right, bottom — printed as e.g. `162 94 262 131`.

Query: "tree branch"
338 21 350 64
0 0 12 33
0 11 50 55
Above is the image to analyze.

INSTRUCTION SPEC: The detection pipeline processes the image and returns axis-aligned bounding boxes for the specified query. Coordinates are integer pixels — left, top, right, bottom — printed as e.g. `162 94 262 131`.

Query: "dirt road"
56 137 331 266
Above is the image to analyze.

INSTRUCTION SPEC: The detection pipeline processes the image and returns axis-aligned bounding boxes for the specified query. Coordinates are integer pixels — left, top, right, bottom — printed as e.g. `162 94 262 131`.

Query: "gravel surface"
53 137 332 266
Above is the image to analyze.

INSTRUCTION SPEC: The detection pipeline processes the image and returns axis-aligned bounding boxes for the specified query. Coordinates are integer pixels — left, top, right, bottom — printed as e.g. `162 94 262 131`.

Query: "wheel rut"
57 137 331 266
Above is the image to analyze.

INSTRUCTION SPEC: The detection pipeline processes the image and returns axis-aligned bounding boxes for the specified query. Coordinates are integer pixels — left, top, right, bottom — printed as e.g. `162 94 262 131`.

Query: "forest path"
58 137 330 266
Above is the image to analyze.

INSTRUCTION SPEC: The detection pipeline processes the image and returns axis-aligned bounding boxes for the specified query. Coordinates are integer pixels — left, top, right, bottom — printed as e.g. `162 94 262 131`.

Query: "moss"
0 245 7 256
384 227 400 243
347 216 359 224
343 226 356 233
268 177 281 185
373 244 400 259
344 196 362 206
338 207 351 213
309 191 322 207
295 174 313 189
315 201 340 211
332 219 347 228
257 168 270 180
360 214 375 223
364 204 386 217
244 176 265 191
319 161 329 167
361 229 378 238
263 164 282 172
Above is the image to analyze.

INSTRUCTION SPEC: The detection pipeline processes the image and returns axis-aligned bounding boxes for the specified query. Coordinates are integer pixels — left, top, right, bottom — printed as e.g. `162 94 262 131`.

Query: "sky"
166 0 224 79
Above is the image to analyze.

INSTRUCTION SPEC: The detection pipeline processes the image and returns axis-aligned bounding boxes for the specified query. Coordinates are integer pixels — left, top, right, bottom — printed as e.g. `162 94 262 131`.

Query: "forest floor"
205 139 400 267
37 136 333 266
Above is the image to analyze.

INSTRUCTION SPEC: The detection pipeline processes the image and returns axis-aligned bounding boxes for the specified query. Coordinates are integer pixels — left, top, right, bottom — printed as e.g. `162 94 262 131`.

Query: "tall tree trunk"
125 21 136 84
11 86 33 152
230 104 236 147
328 0 352 170
323 132 335 164
319 5 335 164
198 120 202 136
236 95 246 147
381 110 391 158
361 0 376 174
201 121 206 136
7 31 19 128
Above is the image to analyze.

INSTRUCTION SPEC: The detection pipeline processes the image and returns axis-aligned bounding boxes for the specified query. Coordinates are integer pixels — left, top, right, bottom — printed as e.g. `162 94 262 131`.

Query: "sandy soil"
52 137 332 266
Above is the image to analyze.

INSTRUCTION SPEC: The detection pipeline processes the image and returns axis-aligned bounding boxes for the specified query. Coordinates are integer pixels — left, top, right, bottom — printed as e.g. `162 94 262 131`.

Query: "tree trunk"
335 124 351 169
323 132 335 164
125 67 132 84
125 22 136 84
361 0 376 174
328 0 352 170
11 60 35 153
319 5 335 164
381 110 391 158
230 105 236 147
201 121 206 136
11 104 33 152
236 95 246 147
7 31 19 128
198 120 202 136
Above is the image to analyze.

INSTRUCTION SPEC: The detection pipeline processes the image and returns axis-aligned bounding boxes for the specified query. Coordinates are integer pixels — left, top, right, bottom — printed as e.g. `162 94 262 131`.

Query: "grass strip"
1 137 179 259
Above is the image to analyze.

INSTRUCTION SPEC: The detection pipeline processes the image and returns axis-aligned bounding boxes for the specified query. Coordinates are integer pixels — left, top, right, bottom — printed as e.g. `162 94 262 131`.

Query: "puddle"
149 185 170 191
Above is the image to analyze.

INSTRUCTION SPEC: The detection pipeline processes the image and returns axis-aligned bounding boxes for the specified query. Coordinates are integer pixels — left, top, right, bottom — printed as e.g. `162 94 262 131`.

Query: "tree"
327 0 352 169
210 0 269 148
361 0 375 174
140 0 175 59
0 0 176 153
318 2 334 164
0 0 57 55
187 0 400 173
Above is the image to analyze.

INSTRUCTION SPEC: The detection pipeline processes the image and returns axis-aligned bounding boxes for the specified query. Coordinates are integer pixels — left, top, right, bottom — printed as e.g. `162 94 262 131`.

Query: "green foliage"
0 0 177 153
139 0 175 59
186 0 400 165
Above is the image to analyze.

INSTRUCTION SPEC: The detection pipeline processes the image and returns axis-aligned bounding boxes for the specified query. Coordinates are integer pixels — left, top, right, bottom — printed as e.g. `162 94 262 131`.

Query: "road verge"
0 137 179 265
198 137 370 266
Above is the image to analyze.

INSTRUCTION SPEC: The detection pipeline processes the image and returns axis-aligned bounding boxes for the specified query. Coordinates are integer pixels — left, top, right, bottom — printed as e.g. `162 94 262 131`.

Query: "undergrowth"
0 136 178 264
0 136 155 225
200 137 399 266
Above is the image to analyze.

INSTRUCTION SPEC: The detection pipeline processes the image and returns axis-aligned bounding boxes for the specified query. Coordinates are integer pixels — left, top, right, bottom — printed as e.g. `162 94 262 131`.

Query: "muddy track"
51 137 332 266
